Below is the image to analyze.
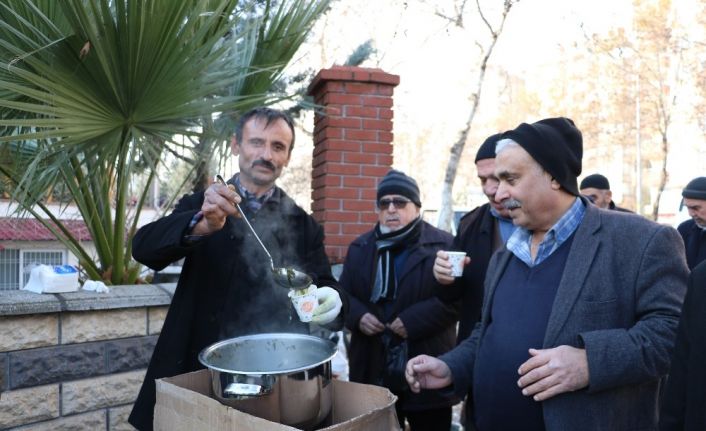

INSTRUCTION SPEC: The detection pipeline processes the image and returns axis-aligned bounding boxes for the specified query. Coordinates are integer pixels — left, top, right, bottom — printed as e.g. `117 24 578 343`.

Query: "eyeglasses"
377 198 411 210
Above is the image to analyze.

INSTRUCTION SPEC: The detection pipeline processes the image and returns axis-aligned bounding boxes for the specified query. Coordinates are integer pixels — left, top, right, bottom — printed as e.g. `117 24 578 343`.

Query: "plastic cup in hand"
446 251 467 277
289 290 318 322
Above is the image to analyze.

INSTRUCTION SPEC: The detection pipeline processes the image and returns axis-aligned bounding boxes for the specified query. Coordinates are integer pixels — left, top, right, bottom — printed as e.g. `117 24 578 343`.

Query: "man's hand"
192 181 241 235
405 354 453 393
311 286 342 325
358 312 385 336
388 317 407 339
517 345 590 402
433 250 470 285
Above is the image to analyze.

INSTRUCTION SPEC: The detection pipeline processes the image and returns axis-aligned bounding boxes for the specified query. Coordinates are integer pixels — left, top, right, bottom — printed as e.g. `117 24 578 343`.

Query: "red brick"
334 188 361 199
343 176 377 188
314 127 343 143
327 163 361 175
363 143 393 154
362 165 390 177
376 85 395 96
377 154 393 165
352 70 372 81
369 71 401 86
323 211 359 223
324 223 342 235
312 175 341 188
312 199 341 212
313 140 362 157
361 189 378 200
324 106 342 116
345 82 379 94
363 119 393 131
361 213 379 224
345 106 377 118
323 81 345 93
363 96 394 108
378 108 393 119
343 200 376 212
377 131 394 143
345 129 378 141
313 150 343 167
318 117 361 130
324 93 363 106
326 233 358 245
343 223 372 235
344 152 378 164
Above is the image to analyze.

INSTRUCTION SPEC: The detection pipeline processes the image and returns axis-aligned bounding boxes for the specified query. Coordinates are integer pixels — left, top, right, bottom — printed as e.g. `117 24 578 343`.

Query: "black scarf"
369 217 422 303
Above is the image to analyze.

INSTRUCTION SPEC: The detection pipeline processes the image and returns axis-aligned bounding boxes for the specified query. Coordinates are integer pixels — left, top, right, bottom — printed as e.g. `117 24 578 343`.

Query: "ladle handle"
215 175 275 269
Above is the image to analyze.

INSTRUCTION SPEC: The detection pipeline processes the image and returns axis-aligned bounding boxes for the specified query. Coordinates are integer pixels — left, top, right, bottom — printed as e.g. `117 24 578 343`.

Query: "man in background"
340 170 459 431
678 176 706 270
407 117 687 431
579 173 631 212
434 133 516 344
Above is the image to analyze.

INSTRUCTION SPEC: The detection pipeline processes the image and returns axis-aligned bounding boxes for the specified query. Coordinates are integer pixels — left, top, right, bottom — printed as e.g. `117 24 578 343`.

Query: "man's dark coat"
677 219 706 270
128 187 341 431
660 260 706 431
442 203 497 344
340 220 460 412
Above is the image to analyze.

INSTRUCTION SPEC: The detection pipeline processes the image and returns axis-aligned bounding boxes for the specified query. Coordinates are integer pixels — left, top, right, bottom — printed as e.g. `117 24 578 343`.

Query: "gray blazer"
441 200 688 431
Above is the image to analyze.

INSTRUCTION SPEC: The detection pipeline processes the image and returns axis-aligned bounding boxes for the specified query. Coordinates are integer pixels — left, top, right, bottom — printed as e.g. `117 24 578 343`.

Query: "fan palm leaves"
0 0 330 285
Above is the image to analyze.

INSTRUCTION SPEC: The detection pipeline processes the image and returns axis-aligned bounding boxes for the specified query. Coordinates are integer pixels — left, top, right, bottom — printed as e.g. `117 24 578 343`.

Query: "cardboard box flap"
155 369 400 431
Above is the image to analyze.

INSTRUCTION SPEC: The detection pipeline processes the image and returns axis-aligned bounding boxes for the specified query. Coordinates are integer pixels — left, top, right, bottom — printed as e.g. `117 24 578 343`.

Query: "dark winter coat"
437 203 498 344
660 260 706 431
128 187 342 431
677 219 706 270
340 220 460 412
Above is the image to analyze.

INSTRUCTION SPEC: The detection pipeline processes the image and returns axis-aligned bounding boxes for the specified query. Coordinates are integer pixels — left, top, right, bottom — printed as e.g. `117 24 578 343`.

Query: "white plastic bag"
22 264 79 294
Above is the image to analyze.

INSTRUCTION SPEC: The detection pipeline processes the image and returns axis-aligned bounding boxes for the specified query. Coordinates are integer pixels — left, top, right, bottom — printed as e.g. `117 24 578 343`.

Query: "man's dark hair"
234 107 296 153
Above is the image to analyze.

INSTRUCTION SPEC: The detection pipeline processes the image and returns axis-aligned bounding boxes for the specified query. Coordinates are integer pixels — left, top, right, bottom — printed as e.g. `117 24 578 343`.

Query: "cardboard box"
154 369 400 431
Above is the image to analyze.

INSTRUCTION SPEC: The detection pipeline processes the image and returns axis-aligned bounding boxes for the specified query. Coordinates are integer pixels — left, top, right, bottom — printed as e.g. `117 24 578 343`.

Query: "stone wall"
0 284 174 430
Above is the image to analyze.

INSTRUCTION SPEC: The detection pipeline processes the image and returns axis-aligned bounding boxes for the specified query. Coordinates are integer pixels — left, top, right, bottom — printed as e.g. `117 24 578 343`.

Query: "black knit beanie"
682 177 706 200
580 174 610 191
377 169 422 206
501 117 583 196
475 133 503 163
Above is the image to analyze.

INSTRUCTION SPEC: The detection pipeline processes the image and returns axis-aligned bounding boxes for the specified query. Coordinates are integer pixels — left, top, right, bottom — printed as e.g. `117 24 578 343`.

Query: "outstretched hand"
405 354 453 393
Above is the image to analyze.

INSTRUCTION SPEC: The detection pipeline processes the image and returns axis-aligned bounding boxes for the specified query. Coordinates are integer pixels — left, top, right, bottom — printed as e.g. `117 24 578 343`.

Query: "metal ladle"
215 175 313 289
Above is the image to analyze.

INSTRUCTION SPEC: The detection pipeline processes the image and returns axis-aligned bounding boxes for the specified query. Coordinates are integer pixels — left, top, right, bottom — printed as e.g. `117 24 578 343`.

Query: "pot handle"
224 382 271 397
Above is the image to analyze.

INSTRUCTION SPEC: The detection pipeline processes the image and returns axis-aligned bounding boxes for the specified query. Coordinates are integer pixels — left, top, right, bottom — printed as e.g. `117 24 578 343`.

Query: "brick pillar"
307 66 400 263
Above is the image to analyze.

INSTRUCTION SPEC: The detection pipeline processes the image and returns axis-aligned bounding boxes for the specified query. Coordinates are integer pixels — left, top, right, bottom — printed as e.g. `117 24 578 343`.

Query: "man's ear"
550 177 562 190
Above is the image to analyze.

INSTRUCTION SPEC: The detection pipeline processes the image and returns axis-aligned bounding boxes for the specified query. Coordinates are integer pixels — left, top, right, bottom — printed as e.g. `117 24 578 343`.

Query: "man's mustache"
502 199 522 210
252 159 275 171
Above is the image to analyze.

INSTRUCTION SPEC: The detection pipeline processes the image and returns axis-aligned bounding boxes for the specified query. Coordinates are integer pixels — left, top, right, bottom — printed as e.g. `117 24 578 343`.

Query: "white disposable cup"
446 251 467 277
289 291 318 322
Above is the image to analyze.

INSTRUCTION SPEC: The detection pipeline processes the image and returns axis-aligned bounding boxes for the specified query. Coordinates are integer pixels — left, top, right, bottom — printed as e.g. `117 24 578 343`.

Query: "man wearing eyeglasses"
339 169 460 431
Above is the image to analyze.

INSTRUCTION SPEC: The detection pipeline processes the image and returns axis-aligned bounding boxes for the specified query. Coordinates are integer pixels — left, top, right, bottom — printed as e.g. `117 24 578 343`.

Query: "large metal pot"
198 333 337 430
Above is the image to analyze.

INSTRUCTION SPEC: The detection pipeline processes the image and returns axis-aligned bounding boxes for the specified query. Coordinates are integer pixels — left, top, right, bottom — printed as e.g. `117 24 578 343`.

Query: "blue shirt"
505 198 585 267
490 207 516 243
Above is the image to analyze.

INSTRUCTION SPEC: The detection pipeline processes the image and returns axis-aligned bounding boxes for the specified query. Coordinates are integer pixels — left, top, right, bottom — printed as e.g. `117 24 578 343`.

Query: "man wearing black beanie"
677 176 706 269
407 117 688 431
340 169 459 431
433 133 517 429
579 173 632 212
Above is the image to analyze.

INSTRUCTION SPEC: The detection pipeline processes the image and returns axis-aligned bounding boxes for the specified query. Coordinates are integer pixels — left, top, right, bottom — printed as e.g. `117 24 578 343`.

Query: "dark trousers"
396 404 452 431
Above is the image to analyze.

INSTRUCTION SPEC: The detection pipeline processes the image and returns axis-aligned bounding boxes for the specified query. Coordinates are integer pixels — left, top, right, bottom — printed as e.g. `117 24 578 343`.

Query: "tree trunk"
437 0 516 232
